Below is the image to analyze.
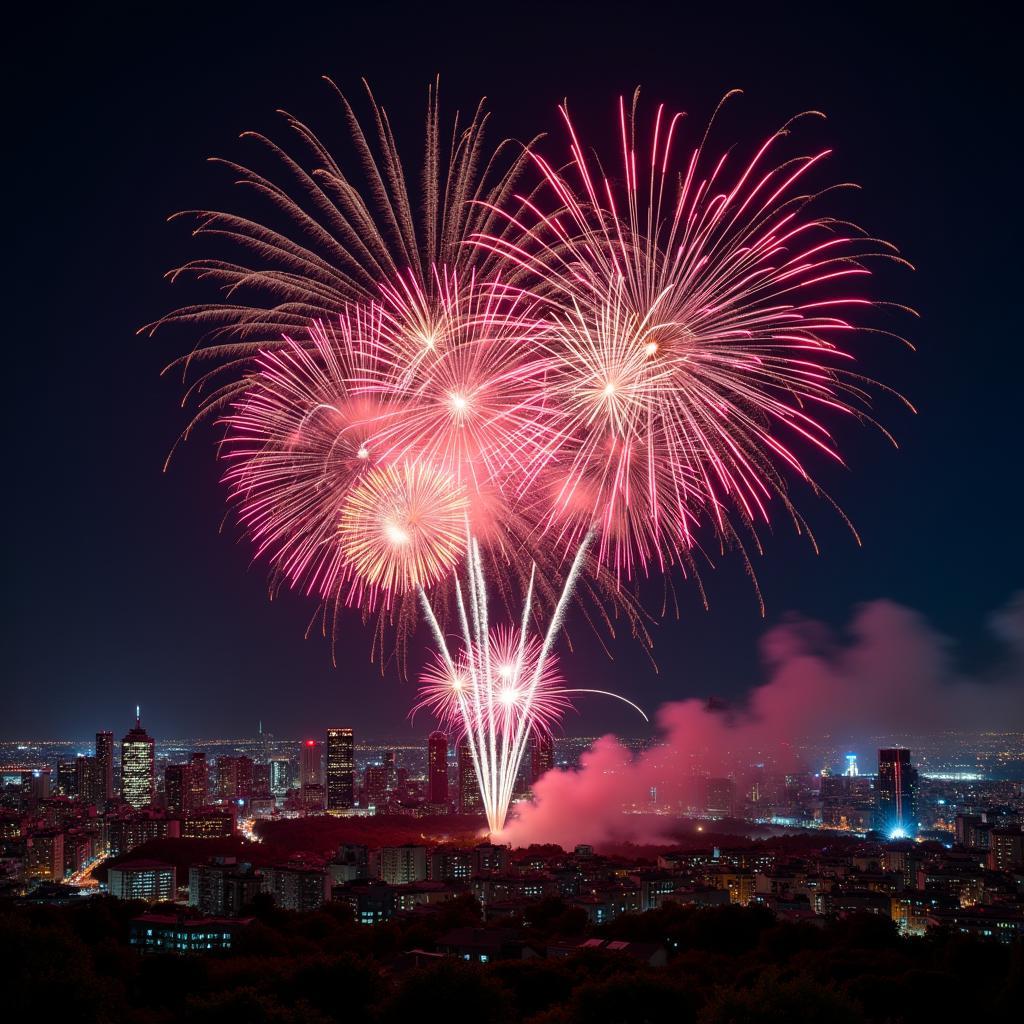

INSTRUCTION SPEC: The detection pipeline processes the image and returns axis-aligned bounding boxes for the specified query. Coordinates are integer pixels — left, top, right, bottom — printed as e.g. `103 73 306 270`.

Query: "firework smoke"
499 596 1024 848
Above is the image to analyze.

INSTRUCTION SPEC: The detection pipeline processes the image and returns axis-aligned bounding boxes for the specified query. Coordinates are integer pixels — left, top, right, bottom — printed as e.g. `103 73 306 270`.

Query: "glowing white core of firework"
384 522 410 545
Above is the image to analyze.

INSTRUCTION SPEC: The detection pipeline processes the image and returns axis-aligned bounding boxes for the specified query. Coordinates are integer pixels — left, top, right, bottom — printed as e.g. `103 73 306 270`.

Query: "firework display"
477 93 913 586
155 83 908 832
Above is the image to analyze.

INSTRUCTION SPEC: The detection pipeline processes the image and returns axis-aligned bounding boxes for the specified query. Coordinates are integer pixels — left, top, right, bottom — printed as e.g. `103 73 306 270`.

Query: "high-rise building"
262 863 330 911
364 765 389 808
383 750 397 790
217 756 254 801
877 748 919 836
427 731 448 805
706 778 736 817
121 710 155 810
188 753 208 808
165 763 190 815
107 860 177 902
63 831 92 877
378 845 428 884
472 842 510 874
326 728 355 811
95 731 114 800
95 733 115 802
988 829 1024 872
299 740 324 811
844 753 860 777
269 758 291 796
57 760 78 798
530 734 554 785
76 755 99 804
252 763 271 799
458 738 481 813
105 811 181 856
329 843 369 883
26 830 64 880
300 740 322 788
189 856 262 916
428 848 473 881
299 784 324 812
12 766 52 808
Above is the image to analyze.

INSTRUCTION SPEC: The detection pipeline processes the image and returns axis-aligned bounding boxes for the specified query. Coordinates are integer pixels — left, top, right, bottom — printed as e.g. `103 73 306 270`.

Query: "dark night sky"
4 5 1019 741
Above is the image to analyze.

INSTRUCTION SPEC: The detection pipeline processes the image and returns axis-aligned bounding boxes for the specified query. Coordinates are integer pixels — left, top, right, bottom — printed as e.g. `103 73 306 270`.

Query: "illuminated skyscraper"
120 710 155 810
300 740 324 811
217 756 254 801
427 731 448 805
57 760 77 797
165 763 192 815
26 830 64 880
877 748 919 836
530 734 554 785
844 754 859 777
458 739 481 813
326 728 355 810
76 755 98 804
269 757 291 796
364 764 389 808
252 762 271 799
107 860 177 902
95 731 114 800
188 753 208 808
300 740 322 788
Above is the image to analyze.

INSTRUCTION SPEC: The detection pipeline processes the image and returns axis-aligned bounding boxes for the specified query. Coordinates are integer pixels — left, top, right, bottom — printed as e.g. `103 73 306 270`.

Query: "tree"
698 972 865 1024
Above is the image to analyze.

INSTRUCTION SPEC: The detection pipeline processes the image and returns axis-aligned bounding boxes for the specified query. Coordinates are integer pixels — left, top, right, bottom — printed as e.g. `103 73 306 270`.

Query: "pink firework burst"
354 266 557 523
339 460 470 601
413 625 572 740
476 91 914 586
220 310 392 601
219 270 561 612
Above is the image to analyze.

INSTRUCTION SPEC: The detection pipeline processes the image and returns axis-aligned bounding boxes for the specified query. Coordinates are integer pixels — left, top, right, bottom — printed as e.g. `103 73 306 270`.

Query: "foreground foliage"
2 897 1020 1023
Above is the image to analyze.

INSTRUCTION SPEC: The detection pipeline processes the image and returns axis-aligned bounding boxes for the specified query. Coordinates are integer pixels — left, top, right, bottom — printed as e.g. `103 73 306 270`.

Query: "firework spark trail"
414 542 647 831
474 92 914 591
162 85 909 833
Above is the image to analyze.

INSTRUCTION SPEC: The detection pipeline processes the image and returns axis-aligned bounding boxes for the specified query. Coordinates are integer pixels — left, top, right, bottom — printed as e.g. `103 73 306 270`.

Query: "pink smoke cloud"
498 595 1024 848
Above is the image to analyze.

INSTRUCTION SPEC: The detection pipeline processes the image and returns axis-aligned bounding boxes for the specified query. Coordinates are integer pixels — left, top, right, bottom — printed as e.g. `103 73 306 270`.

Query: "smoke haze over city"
501 594 1024 847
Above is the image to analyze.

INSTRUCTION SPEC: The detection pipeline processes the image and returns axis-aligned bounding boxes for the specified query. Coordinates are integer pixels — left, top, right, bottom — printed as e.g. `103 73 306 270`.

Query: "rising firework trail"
214 260 647 832
155 83 910 832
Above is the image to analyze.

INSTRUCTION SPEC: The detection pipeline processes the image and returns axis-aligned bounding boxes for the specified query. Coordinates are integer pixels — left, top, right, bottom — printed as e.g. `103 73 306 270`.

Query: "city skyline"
3 7 1021 1019
6 7 1022 744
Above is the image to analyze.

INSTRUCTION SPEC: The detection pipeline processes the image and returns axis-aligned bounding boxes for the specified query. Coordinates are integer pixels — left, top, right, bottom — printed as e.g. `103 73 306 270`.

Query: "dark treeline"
2 895 1021 1023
